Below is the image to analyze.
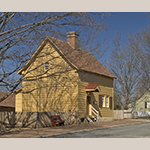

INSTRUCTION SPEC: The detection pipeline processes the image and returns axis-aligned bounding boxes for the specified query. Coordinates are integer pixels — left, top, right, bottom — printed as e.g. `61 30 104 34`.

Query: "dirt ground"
0 119 149 138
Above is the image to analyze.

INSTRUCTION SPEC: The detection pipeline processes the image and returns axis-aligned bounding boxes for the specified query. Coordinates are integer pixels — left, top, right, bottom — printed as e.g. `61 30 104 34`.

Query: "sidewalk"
0 119 150 138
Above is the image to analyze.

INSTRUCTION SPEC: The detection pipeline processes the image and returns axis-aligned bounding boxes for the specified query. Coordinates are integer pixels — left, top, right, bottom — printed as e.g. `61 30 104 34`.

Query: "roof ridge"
49 36 116 78
18 35 116 79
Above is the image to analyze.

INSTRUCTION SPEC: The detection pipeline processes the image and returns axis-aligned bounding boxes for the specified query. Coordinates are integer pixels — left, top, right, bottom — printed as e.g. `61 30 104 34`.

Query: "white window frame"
106 96 109 108
102 96 105 107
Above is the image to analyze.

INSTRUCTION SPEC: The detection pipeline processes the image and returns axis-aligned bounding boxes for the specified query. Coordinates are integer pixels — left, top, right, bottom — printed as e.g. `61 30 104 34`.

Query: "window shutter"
109 97 112 110
99 95 102 108
145 102 147 108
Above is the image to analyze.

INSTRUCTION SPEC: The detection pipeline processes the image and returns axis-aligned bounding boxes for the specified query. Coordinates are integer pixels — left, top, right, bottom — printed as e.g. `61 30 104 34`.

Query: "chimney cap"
67 31 79 36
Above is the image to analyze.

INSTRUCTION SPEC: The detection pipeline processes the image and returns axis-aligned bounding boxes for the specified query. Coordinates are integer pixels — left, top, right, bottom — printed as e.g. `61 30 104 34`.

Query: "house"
0 91 15 112
128 88 150 117
15 31 116 121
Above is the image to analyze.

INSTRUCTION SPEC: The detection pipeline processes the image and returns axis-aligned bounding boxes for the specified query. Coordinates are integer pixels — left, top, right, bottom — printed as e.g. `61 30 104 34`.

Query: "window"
145 102 150 108
102 96 105 107
106 96 109 108
147 102 150 108
99 95 112 109
45 62 49 70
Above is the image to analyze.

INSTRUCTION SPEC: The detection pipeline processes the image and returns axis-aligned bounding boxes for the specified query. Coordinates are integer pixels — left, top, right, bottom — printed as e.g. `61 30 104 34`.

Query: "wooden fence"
124 110 132 119
113 110 132 120
0 111 71 130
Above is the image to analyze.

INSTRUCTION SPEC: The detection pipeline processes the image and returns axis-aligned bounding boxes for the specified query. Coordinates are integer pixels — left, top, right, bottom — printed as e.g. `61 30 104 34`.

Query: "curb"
32 121 150 138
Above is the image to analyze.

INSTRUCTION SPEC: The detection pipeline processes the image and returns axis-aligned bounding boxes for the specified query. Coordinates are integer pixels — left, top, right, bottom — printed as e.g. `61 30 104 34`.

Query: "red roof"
48 37 116 78
0 92 15 108
18 35 116 79
86 83 98 89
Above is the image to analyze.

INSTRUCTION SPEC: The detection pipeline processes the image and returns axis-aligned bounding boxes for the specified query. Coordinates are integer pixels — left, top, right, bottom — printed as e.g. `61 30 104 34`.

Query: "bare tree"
133 26 150 93
107 33 140 109
0 12 111 102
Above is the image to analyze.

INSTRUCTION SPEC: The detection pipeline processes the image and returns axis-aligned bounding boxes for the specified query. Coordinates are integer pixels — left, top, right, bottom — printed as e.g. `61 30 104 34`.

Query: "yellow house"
15 31 116 121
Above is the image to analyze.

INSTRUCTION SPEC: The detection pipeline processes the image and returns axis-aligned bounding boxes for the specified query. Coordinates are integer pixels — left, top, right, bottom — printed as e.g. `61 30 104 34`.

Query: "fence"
124 110 132 119
113 110 124 120
135 111 150 117
0 111 71 130
113 110 132 120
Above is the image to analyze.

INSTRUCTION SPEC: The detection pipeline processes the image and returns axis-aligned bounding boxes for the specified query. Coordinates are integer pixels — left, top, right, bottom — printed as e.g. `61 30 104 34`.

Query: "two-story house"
15 31 116 121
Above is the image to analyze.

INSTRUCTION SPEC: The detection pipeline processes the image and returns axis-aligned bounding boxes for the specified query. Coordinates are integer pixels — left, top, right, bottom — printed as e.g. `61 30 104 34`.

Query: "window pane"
45 62 49 70
102 96 105 107
147 102 150 108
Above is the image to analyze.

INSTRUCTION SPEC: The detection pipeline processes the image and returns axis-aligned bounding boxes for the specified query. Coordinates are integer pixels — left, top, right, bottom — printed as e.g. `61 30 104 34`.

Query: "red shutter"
99 95 102 108
145 102 147 108
109 97 112 110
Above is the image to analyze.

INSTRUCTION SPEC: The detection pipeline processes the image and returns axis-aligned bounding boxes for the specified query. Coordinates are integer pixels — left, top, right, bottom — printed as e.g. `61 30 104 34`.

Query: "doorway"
87 96 90 115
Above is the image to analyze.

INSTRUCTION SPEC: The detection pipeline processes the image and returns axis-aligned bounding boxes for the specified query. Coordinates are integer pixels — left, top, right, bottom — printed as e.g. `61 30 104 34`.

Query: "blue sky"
100 12 150 60
106 12 149 37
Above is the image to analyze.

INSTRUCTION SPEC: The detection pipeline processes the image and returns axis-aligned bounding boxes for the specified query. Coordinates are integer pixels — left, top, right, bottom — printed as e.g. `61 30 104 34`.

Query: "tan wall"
79 71 113 87
15 93 22 112
78 81 88 117
78 71 114 118
16 41 114 118
17 42 78 115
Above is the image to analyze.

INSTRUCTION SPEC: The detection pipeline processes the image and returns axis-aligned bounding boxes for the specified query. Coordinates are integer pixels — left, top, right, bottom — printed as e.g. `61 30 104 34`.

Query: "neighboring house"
0 91 15 111
128 88 150 117
15 31 116 120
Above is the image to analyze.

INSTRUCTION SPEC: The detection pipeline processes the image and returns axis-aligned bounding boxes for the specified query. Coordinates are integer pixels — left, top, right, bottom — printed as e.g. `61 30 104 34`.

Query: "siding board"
16 42 114 119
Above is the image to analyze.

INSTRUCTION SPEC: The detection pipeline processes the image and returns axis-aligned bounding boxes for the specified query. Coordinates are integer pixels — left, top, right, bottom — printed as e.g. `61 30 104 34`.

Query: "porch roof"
86 83 99 92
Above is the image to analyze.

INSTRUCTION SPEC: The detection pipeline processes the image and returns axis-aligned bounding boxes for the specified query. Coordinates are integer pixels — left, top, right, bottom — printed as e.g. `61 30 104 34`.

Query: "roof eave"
17 37 50 75
79 69 116 79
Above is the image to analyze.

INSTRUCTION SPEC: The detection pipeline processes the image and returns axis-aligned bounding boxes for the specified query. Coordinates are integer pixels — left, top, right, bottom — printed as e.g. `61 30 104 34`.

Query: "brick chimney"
138 89 140 98
67 31 79 49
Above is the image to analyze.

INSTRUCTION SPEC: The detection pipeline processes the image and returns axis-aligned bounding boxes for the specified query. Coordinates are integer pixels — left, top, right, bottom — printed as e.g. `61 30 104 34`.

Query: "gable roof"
0 92 15 108
128 88 150 105
17 36 116 79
